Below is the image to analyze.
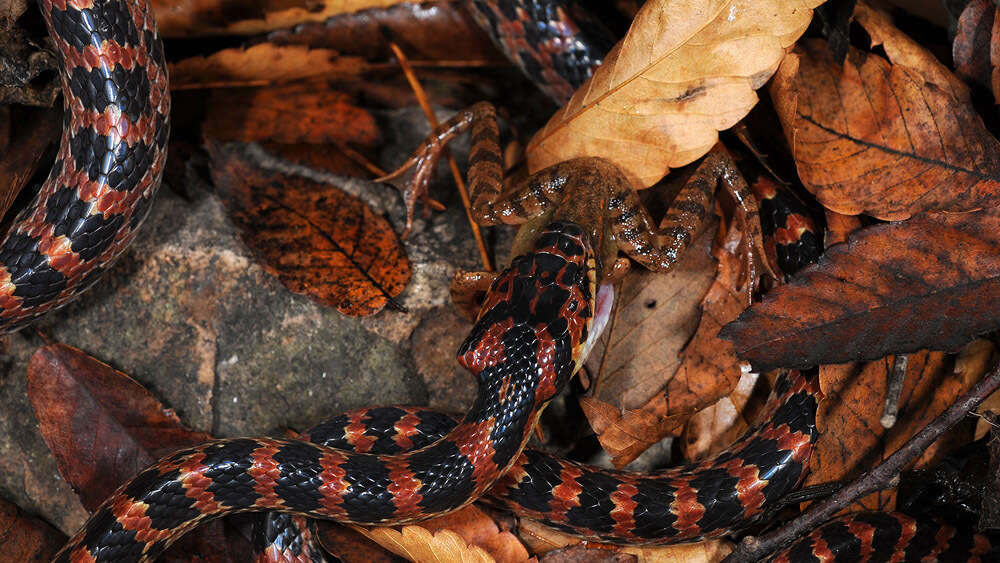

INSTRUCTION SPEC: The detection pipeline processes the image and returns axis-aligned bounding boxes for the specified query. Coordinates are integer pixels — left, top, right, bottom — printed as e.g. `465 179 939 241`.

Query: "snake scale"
22 0 996 561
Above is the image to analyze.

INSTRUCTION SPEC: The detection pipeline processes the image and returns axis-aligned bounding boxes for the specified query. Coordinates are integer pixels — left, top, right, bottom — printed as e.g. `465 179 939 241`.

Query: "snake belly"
2 0 169 334
53 221 600 562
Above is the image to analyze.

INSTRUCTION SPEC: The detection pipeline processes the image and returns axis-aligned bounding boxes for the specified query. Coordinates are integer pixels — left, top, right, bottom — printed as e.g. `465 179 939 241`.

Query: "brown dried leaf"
681 368 761 460
169 45 366 89
807 347 984 512
204 83 378 145
582 220 751 467
953 0 996 90
0 496 64 562
353 508 501 563
317 523 398 563
0 106 60 221
152 0 410 36
584 223 717 410
26 343 212 510
720 205 1000 370
208 141 410 316
411 505 530 563
520 519 731 562
266 2 505 65
525 0 823 189
770 5 1000 219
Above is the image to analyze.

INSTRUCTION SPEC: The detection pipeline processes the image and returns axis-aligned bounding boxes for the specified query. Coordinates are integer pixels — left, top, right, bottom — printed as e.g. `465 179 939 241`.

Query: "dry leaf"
807 347 984 512
519 519 732 562
266 2 506 65
721 205 1000 370
953 0 996 90
153 0 411 36
354 524 495 563
26 343 212 510
681 367 760 460
526 0 823 189
770 4 1000 219
584 223 716 410
0 106 60 221
169 45 367 89
208 141 410 316
0 496 64 562
204 83 378 145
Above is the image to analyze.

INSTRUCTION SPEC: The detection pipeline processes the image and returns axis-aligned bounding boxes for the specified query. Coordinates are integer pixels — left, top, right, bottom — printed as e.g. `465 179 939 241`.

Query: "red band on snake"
4 0 169 334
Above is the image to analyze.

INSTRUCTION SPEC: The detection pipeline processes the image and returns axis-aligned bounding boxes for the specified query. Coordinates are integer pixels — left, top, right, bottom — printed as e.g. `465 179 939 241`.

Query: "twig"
389 42 493 271
881 354 908 428
723 359 1000 563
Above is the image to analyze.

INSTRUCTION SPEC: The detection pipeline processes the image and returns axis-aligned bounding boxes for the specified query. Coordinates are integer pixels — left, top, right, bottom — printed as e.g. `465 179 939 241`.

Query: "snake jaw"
579 283 613 370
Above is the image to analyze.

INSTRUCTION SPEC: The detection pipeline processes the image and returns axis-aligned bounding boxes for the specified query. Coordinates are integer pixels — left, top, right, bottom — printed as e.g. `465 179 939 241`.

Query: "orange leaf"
526 0 823 189
208 141 411 316
770 3 1000 219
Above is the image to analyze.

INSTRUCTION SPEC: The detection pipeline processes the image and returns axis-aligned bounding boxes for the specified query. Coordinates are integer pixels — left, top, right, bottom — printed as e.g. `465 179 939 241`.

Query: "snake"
40 1 995 562
1 0 169 334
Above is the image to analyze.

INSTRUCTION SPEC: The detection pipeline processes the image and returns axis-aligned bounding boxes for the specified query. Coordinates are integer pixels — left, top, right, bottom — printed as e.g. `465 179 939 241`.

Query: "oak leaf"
208 141 411 316
525 0 823 189
770 3 1000 219
721 204 1000 370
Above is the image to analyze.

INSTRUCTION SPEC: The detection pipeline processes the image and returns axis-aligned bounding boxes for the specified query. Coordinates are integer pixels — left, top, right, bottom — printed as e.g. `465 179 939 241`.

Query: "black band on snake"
3 0 169 334
42 1 997 562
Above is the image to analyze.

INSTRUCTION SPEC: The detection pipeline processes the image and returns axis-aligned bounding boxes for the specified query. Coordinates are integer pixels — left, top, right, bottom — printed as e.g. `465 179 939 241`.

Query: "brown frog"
380 102 773 318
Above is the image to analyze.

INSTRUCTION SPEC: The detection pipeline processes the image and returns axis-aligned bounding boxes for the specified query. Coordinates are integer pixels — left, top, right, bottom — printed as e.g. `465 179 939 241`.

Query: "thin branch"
723 359 1000 563
389 43 493 271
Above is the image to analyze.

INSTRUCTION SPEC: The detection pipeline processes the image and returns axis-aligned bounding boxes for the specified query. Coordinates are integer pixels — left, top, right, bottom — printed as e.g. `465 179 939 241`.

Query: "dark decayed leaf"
720 205 1000 371
26 343 212 510
0 496 64 562
203 83 378 146
953 0 996 89
208 141 410 316
26 343 251 562
0 106 60 221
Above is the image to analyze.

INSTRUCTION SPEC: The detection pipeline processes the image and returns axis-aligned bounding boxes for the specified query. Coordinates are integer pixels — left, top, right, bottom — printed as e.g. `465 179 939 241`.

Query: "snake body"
54 221 602 562
41 1 997 561
4 0 169 333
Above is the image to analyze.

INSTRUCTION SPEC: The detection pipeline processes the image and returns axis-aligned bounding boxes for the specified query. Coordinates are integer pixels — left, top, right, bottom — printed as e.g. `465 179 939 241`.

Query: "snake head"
457 221 597 406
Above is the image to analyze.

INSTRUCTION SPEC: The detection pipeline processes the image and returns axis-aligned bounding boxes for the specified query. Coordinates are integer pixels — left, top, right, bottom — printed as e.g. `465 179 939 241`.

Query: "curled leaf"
208 141 411 316
526 0 823 188
169 45 366 89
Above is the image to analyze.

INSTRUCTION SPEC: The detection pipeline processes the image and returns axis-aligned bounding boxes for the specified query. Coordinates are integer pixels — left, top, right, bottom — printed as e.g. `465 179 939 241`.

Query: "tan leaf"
354 516 499 563
153 0 411 37
525 0 823 189
585 219 751 467
520 519 731 562
770 3 1000 219
169 44 367 89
